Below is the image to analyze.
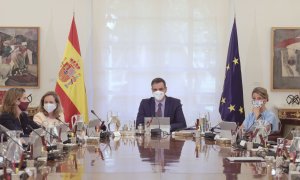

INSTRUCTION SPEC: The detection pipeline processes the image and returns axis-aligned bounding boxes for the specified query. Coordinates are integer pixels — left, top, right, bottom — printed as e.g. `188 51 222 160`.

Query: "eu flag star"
226 64 230 71
239 106 244 114
233 57 239 65
221 97 226 104
228 104 235 112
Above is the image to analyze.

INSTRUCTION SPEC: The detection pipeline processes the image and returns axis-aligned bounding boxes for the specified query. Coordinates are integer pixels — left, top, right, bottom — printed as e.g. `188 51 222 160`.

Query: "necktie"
156 103 162 117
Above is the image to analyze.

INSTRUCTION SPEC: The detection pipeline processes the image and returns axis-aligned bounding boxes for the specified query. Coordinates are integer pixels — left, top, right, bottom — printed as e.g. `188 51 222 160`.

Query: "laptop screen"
144 117 170 133
219 121 237 131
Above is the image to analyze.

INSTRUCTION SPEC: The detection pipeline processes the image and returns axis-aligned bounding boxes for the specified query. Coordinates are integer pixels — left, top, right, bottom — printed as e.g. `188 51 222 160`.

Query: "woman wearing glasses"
0 88 40 135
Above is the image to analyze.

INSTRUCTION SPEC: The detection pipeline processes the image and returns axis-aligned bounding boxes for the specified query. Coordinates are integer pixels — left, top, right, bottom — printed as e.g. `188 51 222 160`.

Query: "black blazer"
0 112 40 136
136 96 187 132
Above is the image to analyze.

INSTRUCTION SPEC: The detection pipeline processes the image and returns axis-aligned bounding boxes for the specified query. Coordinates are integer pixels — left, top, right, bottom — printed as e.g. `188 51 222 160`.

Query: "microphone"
91 110 107 131
275 128 295 157
27 125 60 161
56 117 70 130
204 121 222 140
284 127 295 139
55 117 70 142
41 126 59 139
150 116 162 137
27 125 53 150
91 110 102 122
210 121 222 132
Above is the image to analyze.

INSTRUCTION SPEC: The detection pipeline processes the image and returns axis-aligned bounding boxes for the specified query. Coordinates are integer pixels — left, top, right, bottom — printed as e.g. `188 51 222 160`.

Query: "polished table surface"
44 135 279 180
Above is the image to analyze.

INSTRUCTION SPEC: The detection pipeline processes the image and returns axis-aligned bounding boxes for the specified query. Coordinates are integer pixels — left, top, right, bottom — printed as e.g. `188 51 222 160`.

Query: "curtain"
89 0 232 126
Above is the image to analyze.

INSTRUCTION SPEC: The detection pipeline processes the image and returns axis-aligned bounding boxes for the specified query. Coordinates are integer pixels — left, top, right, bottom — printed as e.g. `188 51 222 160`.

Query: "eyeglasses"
27 94 32 103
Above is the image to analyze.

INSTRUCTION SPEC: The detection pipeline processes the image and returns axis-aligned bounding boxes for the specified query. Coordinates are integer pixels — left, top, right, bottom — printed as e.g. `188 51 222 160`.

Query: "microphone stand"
41 126 59 140
0 131 25 151
55 118 70 142
210 121 223 132
276 128 295 157
91 110 107 131
27 125 53 152
91 110 102 122
0 127 26 174
91 110 109 140
150 116 162 137
56 118 70 130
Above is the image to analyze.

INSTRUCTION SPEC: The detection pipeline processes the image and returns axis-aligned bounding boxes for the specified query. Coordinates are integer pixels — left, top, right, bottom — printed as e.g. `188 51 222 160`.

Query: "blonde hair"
38 91 63 118
252 87 269 101
1 88 25 118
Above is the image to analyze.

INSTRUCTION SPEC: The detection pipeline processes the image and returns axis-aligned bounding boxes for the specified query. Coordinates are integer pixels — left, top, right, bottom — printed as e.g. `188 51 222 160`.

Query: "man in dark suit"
136 77 187 132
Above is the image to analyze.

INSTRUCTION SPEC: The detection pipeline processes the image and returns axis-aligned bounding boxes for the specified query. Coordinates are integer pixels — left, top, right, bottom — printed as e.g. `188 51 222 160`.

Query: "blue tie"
156 103 162 117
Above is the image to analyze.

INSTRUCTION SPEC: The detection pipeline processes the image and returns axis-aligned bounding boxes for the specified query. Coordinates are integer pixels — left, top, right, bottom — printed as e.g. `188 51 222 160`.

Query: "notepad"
226 157 265 162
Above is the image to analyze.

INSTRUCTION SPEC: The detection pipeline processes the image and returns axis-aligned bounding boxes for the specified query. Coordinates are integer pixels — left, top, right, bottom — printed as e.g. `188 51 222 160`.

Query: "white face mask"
153 91 165 101
44 103 57 113
252 100 264 108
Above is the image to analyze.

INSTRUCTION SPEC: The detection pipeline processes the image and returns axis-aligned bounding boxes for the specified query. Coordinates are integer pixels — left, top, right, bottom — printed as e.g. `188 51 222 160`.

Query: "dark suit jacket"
136 96 187 132
0 112 40 135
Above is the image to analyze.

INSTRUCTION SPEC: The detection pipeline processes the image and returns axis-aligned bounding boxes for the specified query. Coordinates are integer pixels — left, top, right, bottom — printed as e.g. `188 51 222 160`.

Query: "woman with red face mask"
0 88 40 135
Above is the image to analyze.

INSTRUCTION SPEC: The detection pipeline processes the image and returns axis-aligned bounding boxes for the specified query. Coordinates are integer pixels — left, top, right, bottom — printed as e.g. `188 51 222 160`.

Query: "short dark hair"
151 77 166 87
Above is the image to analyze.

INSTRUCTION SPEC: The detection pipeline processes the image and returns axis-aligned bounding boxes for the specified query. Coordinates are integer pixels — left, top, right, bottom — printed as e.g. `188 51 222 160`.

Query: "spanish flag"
55 17 89 126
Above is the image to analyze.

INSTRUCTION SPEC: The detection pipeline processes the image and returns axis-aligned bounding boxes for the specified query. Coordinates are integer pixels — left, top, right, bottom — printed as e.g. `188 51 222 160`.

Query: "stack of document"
226 157 265 162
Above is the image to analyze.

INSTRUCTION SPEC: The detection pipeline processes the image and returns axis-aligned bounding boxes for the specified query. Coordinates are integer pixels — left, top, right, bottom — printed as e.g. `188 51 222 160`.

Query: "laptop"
144 117 171 134
219 121 237 139
219 121 237 131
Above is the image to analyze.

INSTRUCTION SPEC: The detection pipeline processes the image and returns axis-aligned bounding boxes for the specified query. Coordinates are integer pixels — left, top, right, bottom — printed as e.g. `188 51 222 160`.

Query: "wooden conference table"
43 135 277 180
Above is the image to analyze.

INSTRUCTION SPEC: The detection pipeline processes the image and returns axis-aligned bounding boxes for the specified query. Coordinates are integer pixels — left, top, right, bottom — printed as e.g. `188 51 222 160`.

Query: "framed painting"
0 27 39 88
272 27 300 91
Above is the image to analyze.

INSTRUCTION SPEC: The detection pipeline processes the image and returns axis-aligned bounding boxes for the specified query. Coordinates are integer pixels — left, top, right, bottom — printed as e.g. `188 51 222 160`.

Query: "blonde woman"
0 88 40 135
33 91 65 127
242 87 280 133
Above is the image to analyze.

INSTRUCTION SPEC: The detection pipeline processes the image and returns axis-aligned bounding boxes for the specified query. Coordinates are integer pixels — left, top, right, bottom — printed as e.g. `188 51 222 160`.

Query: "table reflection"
137 136 185 172
223 159 241 180
41 136 282 179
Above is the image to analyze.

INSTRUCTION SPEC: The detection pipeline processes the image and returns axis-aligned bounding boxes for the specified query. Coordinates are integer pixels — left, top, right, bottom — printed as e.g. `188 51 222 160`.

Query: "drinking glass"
107 111 120 132
6 130 24 163
277 138 284 149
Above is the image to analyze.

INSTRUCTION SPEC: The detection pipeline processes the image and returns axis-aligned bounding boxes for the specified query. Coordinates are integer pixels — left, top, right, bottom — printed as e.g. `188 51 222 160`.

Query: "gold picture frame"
0 27 39 88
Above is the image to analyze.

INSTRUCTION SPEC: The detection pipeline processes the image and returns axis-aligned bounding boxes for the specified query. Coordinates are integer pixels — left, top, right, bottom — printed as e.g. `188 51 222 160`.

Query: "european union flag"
219 19 245 125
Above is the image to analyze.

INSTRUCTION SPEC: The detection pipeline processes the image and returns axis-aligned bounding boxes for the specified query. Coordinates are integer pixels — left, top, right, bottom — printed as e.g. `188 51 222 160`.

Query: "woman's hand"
265 123 271 133
252 107 261 120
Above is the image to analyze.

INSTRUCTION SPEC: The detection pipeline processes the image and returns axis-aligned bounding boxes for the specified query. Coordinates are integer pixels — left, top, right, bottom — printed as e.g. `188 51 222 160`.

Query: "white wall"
0 0 93 107
0 0 299 125
236 0 300 113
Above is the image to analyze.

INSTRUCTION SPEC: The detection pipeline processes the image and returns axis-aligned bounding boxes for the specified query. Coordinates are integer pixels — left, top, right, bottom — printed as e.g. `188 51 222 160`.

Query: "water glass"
277 138 284 149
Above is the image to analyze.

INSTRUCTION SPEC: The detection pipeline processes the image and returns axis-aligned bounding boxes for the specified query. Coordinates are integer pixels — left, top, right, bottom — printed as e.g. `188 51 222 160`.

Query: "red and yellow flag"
55 17 88 126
